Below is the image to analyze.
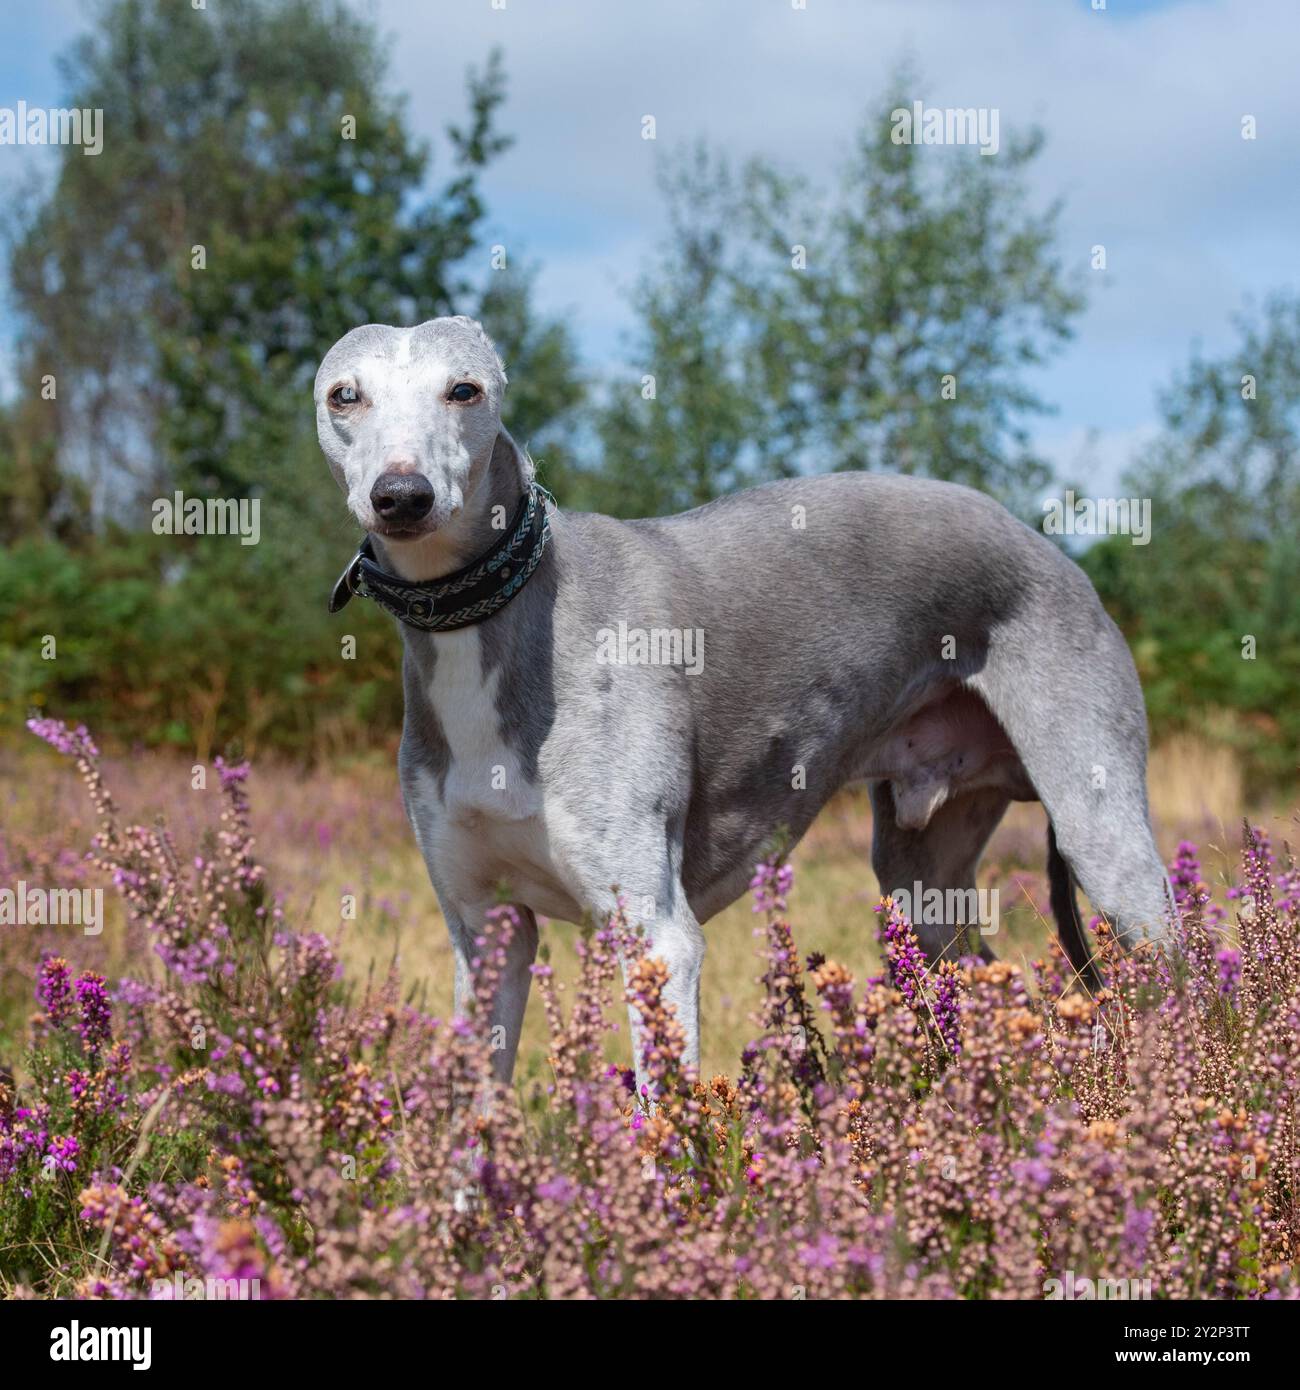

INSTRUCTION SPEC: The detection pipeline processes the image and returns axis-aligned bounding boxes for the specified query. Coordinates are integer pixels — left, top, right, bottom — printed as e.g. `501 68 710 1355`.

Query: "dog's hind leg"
869 782 1009 963
1047 821 1102 990
969 635 1175 952
1037 784 1173 954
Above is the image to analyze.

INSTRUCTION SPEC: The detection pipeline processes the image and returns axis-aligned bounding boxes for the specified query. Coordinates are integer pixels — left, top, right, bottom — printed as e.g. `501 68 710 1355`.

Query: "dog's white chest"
428 629 535 824
407 629 584 918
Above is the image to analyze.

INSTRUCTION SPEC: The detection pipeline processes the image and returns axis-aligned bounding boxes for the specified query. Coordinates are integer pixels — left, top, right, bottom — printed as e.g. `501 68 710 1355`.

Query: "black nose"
370 472 434 527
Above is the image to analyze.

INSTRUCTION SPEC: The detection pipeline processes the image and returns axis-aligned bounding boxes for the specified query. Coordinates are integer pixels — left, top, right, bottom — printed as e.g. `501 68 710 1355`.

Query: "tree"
475 261 588 499
5 0 581 521
593 74 1084 518
0 0 584 756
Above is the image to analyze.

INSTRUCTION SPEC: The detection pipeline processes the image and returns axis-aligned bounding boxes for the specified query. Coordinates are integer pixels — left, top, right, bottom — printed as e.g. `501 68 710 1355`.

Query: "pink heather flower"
26 717 99 759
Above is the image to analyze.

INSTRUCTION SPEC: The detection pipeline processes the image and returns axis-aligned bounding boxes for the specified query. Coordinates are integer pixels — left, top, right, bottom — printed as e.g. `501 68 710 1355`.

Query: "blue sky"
3 0 1298 492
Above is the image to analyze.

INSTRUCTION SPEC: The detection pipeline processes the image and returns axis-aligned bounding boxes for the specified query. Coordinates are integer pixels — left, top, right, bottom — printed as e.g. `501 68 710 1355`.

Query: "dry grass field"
1 733 1282 1082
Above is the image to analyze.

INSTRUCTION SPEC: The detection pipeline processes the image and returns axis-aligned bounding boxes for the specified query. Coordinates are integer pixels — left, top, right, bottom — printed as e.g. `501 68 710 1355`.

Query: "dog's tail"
1046 820 1101 990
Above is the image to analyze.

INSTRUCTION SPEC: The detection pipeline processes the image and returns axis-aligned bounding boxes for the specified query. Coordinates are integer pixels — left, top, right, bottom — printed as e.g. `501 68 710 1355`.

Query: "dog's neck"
371 428 531 583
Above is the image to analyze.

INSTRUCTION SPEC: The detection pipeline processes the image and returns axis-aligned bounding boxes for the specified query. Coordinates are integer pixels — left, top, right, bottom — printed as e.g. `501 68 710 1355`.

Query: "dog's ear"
449 315 508 387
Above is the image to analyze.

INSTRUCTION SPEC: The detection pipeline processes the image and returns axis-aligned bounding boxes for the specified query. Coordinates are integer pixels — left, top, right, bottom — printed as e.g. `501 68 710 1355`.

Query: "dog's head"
314 316 508 547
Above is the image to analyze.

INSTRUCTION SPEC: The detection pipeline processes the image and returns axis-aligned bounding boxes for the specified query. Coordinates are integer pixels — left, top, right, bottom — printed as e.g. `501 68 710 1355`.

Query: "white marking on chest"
427 629 537 824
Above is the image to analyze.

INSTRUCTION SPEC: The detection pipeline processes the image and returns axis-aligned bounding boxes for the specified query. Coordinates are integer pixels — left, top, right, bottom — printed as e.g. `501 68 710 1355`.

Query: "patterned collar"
328 485 551 633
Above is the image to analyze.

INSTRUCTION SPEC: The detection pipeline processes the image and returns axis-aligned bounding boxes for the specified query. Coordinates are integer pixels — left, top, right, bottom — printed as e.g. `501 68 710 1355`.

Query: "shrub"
2 718 1297 1298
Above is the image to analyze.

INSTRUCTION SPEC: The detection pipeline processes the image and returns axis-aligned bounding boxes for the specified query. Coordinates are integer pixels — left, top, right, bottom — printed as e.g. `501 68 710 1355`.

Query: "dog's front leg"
443 898 539 1085
609 895 705 1098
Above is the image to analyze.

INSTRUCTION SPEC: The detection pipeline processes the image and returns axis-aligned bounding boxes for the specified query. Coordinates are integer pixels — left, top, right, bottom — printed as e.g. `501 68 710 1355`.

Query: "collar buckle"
328 549 364 613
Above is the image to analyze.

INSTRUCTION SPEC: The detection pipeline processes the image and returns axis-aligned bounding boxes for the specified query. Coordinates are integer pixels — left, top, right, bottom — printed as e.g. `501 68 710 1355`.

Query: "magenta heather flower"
212 755 250 789
933 961 962 1055
46 1134 80 1174
1169 840 1204 915
878 897 926 1010
38 956 73 1027
75 972 112 1053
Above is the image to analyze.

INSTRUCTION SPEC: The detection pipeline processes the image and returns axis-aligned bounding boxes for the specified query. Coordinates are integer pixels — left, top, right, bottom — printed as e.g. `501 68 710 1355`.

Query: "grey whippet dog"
317 315 1173 1086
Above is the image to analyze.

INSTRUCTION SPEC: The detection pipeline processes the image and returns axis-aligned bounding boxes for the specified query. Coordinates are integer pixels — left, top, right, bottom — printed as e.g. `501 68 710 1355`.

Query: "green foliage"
0 507 403 760
476 262 589 499
0 0 583 758
1081 293 1300 786
8 0 508 498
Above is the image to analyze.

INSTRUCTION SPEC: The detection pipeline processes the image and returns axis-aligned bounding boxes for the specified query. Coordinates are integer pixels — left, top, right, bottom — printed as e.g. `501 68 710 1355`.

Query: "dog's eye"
449 382 481 403
329 384 360 410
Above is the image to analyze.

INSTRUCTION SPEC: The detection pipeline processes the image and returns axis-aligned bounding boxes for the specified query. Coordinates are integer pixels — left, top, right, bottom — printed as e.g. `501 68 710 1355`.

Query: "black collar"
329 486 551 633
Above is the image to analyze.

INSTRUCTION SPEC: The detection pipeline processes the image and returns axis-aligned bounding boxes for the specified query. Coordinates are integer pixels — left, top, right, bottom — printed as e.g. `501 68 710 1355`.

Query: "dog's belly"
680 682 1033 921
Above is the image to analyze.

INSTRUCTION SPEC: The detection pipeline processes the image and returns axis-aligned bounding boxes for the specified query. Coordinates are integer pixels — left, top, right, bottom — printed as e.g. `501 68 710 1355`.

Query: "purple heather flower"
1215 947 1241 999
75 972 112 1053
878 898 926 1010
212 756 250 788
537 1176 576 1203
933 966 962 1055
1012 1157 1052 1190
1168 840 1205 915
749 859 794 914
1122 1202 1156 1263
26 717 98 758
